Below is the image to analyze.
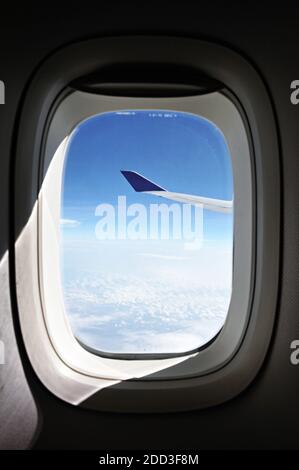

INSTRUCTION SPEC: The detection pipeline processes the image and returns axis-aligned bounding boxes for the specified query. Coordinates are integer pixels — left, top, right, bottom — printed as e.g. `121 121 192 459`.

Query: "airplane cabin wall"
0 5 298 449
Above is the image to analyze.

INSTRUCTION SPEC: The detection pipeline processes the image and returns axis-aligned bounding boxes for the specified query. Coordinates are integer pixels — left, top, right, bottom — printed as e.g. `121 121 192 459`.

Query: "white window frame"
22 90 253 387
13 36 280 412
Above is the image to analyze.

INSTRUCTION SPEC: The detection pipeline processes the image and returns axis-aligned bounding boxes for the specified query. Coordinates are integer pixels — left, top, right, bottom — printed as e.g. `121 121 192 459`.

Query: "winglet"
121 170 165 192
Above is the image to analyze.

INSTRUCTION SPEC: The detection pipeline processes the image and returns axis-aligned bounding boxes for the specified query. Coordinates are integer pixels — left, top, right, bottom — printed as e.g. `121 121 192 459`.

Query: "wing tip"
121 170 165 192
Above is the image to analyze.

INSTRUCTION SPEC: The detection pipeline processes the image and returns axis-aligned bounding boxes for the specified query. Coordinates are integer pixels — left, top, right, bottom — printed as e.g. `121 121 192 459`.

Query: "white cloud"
138 253 187 261
63 271 231 354
60 218 80 228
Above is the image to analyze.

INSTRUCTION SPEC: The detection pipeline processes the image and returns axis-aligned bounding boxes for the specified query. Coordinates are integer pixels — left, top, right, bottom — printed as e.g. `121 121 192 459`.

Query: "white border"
37 91 252 383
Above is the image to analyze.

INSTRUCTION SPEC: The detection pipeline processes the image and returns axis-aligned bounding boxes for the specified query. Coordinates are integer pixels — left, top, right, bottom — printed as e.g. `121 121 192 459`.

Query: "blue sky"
62 110 233 241
60 110 234 354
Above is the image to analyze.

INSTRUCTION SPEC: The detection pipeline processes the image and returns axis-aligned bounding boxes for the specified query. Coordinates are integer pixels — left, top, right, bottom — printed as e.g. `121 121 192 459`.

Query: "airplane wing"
121 170 233 214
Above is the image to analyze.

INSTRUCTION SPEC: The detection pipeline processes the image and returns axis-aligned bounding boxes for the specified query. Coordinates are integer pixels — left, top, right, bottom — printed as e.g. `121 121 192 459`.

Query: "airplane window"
60 110 234 356
15 37 278 410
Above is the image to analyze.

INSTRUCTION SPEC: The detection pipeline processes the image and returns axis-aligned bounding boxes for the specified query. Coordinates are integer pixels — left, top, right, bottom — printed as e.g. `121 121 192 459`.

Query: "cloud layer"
63 271 231 354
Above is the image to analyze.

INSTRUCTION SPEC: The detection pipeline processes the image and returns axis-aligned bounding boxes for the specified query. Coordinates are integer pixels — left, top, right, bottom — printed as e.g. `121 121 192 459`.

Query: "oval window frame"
14 36 280 411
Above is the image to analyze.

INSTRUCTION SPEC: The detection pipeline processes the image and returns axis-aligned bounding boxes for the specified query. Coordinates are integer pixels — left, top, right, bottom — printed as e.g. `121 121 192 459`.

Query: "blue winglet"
121 170 165 192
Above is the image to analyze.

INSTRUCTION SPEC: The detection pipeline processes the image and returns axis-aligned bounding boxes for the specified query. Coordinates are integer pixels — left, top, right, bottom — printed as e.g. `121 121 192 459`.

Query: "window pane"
60 110 234 355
